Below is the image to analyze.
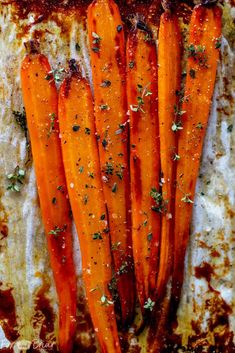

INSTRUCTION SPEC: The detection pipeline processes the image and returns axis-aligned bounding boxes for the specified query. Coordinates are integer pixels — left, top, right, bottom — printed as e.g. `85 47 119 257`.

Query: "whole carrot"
21 41 77 353
172 3 222 304
126 22 160 312
58 60 122 353
87 0 135 324
157 8 182 301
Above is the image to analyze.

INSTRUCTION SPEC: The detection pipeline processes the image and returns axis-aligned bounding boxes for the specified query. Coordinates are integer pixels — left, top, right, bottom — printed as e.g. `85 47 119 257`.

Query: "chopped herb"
117 261 128 275
112 182 117 193
137 84 143 92
117 25 123 32
189 68 196 79
186 44 207 67
150 187 168 213
144 298 155 311
85 127 91 135
144 33 151 42
45 67 65 83
49 225 66 236
143 219 148 227
129 61 135 69
100 294 113 306
93 232 102 240
100 80 111 88
147 233 153 241
6 166 25 192
215 37 221 49
131 144 136 148
104 162 114 175
102 139 108 148
100 214 106 220
118 153 124 157
75 43 81 52
72 125 80 132
173 153 180 161
196 122 203 129
57 185 63 191
79 166 84 173
99 104 109 111
116 164 124 180
92 31 101 44
103 227 109 234
88 172 94 178
181 194 193 204
111 241 121 251
172 121 183 132
227 124 233 132
52 197 57 204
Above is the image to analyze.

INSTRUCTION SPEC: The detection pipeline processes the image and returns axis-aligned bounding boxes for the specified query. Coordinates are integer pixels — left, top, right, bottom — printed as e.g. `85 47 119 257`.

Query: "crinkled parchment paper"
0 1 234 352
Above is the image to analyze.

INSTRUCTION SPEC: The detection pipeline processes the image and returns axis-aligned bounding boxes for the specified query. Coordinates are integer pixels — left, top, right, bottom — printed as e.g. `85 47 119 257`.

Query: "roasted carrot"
20 41 77 353
172 4 222 303
58 60 121 353
126 23 160 311
87 0 135 324
157 10 182 301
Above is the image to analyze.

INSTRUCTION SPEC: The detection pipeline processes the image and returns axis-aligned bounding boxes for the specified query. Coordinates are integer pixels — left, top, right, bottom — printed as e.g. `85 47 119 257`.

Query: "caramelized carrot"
157 11 182 301
20 42 77 353
126 24 160 311
87 0 135 324
58 61 121 353
172 4 222 303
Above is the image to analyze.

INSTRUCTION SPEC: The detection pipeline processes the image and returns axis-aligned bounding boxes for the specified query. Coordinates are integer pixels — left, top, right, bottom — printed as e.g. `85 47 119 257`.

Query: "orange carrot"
87 0 135 324
157 11 182 301
172 4 222 303
21 41 77 353
126 23 160 311
58 60 121 353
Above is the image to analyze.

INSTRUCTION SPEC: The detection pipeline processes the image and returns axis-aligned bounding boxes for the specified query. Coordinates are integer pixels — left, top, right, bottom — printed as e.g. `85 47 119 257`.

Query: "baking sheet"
0 1 234 352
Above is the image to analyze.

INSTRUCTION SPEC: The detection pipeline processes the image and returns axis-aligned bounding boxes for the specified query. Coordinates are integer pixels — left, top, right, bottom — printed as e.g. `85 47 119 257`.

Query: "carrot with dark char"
58 60 121 353
87 0 135 324
157 7 182 301
20 41 77 353
126 22 160 312
172 3 222 304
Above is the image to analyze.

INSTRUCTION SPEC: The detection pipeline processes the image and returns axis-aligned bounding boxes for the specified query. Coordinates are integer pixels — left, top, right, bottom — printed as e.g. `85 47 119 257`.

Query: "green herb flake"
99 104 109 111
144 298 155 311
93 232 102 240
85 127 91 135
49 225 66 236
6 166 25 192
100 214 106 220
147 233 153 241
181 194 194 204
100 294 113 306
102 139 108 148
79 166 84 173
129 61 135 69
227 124 233 133
196 122 203 129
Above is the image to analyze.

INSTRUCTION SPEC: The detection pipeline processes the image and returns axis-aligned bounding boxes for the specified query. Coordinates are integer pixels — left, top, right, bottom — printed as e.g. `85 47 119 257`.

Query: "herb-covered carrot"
87 0 135 324
58 60 121 353
157 8 182 301
126 22 160 312
20 41 77 353
172 3 222 303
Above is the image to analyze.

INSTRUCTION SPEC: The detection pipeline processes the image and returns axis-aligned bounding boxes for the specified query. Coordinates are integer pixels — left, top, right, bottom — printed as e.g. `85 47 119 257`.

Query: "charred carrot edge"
58 61 122 353
172 4 222 304
126 24 160 312
87 0 135 324
156 11 182 301
20 41 77 353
